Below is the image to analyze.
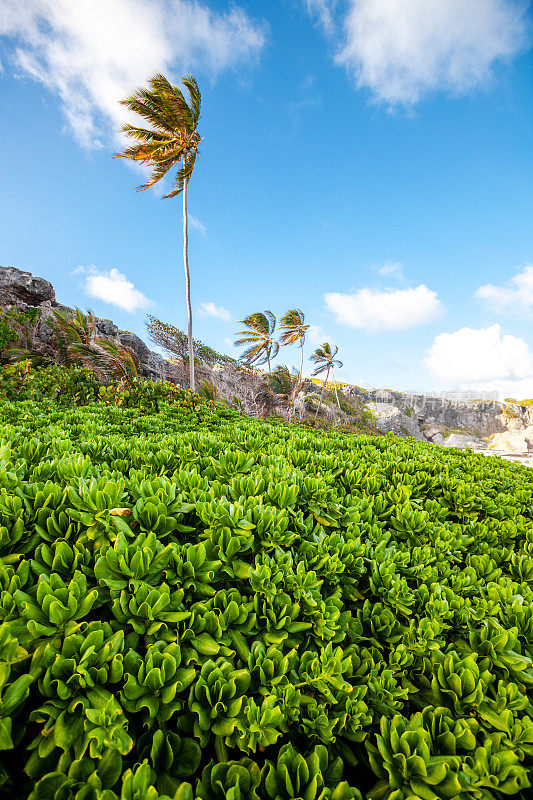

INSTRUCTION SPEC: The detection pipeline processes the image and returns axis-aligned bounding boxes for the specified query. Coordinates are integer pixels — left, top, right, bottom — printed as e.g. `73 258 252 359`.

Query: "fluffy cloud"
476 264 533 314
325 284 443 332
425 324 533 385
0 0 265 148
199 302 232 322
334 0 528 105
80 267 152 312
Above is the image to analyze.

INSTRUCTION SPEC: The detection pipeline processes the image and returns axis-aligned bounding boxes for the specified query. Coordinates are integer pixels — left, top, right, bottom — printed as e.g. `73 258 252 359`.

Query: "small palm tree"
235 311 279 373
269 365 304 421
279 309 309 382
116 73 201 392
52 310 139 384
310 342 343 420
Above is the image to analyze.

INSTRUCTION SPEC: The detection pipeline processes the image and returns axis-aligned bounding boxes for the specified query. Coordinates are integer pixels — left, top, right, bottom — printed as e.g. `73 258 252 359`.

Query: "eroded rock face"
118 333 168 381
367 402 425 440
0 266 55 308
523 426 533 449
346 386 507 437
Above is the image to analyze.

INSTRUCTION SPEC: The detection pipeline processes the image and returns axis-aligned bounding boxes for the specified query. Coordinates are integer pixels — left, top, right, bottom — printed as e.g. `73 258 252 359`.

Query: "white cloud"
377 261 404 279
80 266 152 312
306 0 337 34
189 215 207 238
335 0 528 105
425 324 533 387
325 284 443 332
0 0 265 149
307 324 330 345
476 264 533 315
199 301 232 321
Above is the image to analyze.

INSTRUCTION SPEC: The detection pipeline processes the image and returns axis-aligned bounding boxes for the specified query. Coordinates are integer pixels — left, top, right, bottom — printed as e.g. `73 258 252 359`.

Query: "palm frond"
150 73 194 130
117 72 201 196
182 74 201 123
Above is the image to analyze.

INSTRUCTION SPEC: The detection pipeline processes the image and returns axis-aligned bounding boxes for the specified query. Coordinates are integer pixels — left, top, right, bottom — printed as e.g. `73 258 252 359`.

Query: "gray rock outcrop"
344 386 507 437
0 264 169 380
0 266 55 308
367 402 425 440
441 433 484 450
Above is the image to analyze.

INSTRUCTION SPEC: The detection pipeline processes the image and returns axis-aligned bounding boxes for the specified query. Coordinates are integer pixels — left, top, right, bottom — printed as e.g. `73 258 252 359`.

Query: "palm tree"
279 309 309 382
269 365 304 421
310 342 343 420
8 309 139 384
234 311 279 373
116 73 201 392
52 309 139 384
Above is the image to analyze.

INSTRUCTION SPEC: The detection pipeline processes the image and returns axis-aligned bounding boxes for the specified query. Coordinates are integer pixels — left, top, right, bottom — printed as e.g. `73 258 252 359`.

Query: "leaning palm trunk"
314 367 330 421
332 370 341 412
183 176 195 392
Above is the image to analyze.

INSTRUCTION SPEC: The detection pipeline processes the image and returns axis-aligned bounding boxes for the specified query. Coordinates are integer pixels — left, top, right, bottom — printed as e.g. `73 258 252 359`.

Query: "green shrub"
0 393 532 797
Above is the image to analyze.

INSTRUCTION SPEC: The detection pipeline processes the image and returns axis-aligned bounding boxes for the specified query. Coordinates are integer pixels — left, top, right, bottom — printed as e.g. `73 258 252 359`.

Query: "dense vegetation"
1 367 533 799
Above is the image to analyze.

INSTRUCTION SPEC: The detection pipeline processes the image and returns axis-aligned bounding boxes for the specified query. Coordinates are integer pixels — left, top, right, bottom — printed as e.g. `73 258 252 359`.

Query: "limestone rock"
505 417 526 433
366 402 424 440
442 434 484 450
344 386 507 437
489 431 528 453
523 426 533 449
95 319 119 337
0 264 170 383
0 266 55 308
118 332 168 380
423 424 446 442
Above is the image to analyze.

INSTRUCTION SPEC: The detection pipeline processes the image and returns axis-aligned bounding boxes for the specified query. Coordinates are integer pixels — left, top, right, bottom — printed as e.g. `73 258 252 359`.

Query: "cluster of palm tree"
235 309 343 420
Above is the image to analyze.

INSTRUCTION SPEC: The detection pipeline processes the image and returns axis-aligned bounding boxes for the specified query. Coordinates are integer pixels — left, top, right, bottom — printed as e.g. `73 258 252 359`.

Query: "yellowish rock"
489 431 528 453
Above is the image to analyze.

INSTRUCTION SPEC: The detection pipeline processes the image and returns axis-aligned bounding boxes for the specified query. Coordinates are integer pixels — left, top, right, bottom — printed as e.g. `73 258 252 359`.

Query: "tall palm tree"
279 309 309 382
310 342 343 420
116 73 201 392
235 311 279 373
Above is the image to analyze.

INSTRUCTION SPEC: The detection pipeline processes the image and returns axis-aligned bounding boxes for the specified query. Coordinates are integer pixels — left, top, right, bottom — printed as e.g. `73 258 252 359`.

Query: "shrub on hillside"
0 397 532 798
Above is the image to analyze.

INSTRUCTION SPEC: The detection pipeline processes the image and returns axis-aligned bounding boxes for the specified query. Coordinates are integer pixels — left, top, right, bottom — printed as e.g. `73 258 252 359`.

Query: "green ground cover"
1 389 533 799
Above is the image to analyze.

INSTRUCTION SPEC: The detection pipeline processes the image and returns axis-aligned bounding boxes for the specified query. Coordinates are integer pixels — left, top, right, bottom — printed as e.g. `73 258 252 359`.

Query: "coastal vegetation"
0 365 533 798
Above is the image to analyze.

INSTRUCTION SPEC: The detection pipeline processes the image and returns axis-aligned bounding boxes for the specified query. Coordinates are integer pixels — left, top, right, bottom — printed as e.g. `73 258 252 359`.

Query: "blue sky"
1 0 533 397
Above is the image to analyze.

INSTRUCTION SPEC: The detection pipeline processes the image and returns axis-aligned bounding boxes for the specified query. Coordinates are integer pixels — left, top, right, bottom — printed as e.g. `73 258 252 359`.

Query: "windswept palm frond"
235 311 279 372
116 72 201 199
49 310 139 384
279 309 308 346
4 348 50 367
279 308 309 381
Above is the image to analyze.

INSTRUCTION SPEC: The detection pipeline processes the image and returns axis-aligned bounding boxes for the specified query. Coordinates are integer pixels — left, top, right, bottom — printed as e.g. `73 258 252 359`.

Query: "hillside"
2 264 533 452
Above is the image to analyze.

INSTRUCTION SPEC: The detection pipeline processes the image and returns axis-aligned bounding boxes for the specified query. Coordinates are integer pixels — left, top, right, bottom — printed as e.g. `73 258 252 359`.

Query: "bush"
0 364 218 416
0 362 102 405
0 397 532 798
